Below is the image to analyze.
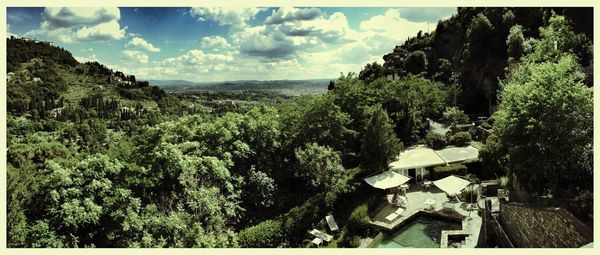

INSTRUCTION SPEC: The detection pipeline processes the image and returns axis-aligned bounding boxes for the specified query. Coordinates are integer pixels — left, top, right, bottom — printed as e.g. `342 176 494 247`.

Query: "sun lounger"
309 229 333 242
325 215 339 232
312 237 323 247
385 207 405 222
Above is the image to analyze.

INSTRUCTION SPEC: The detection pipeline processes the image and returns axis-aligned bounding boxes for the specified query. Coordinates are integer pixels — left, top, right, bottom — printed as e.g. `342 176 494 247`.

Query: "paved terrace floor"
369 184 482 248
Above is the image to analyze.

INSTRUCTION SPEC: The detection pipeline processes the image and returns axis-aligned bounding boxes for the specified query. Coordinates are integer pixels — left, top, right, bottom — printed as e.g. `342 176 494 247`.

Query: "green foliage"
347 203 371 237
360 105 403 173
244 169 276 209
507 25 525 61
405 50 428 75
426 131 447 150
358 62 385 84
433 164 468 179
7 37 78 72
489 54 592 198
237 220 284 248
498 176 510 188
442 106 469 127
433 58 453 84
295 143 345 192
525 13 591 64
449 131 472 146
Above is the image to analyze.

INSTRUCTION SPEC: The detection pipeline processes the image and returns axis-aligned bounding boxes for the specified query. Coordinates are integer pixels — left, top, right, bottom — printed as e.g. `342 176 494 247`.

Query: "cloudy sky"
7 7 456 82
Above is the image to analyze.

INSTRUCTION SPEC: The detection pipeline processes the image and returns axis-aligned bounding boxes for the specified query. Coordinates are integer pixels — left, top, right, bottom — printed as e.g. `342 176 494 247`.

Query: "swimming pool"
373 216 462 248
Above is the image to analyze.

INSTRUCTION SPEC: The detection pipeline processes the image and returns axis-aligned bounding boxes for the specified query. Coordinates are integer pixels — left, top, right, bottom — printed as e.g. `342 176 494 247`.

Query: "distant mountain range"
149 79 333 92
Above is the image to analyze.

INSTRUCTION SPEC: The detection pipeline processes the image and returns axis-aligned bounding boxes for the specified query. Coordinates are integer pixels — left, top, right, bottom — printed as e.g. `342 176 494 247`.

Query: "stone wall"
498 203 592 248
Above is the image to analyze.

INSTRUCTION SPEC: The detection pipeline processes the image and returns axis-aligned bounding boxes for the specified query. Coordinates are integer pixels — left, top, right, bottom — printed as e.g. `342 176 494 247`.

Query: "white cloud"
74 20 126 42
41 7 120 29
161 49 233 72
74 53 98 63
265 7 321 25
200 36 232 52
360 9 429 40
24 7 126 43
121 50 148 64
190 7 262 28
126 37 161 52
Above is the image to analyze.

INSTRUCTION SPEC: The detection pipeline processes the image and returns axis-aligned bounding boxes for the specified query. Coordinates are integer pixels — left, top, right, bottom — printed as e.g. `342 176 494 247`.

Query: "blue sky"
7 7 456 82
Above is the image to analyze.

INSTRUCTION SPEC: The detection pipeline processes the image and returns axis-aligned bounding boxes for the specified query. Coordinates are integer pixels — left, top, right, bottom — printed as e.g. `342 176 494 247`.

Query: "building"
383 46 408 81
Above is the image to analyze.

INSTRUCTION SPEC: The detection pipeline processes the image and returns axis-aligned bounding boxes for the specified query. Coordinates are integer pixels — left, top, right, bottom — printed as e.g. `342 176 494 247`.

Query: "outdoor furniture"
325 215 339 232
309 229 333 243
423 181 433 191
311 237 323 247
385 207 405 222
386 194 407 207
424 199 436 211
443 202 455 210
400 184 409 194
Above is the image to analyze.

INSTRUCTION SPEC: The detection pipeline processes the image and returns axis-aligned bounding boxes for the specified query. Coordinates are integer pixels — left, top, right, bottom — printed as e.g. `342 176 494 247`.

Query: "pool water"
376 216 462 248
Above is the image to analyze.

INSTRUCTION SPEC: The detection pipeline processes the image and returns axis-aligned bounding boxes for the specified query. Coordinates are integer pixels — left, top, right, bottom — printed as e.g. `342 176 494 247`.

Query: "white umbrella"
433 175 471 196
364 171 411 190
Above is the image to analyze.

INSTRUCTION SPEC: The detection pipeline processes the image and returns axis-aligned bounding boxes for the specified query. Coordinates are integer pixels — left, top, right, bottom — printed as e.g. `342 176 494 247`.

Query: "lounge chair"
309 229 333 242
325 215 339 232
311 237 323 247
385 207 405 222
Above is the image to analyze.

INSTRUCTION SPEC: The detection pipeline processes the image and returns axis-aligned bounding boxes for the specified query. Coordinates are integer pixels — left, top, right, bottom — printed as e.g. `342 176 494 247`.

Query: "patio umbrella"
433 175 470 196
364 171 411 190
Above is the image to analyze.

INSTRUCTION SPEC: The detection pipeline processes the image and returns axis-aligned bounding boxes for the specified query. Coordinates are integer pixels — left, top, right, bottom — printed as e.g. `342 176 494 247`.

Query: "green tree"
442 106 469 127
360 105 403 173
294 143 345 192
506 24 525 61
488 55 592 198
405 50 427 75
358 61 385 84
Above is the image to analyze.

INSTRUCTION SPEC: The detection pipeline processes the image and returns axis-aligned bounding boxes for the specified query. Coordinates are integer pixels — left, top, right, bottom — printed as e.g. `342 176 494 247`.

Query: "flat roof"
435 145 480 164
389 145 480 170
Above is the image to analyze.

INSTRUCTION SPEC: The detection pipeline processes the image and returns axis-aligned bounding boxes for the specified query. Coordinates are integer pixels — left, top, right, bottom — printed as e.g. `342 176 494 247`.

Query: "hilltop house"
383 46 408 81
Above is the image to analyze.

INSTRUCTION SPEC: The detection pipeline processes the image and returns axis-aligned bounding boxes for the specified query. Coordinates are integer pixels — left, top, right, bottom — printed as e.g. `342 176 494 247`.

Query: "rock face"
498 203 592 248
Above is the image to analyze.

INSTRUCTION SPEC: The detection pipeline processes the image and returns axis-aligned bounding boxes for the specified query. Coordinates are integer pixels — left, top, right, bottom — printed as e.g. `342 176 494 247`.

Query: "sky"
7 7 457 82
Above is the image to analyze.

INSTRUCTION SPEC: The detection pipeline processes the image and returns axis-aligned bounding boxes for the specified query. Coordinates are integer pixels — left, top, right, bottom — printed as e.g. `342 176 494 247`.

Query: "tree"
358 62 385 84
488 54 592 198
405 50 427 75
433 58 453 84
244 169 276 209
442 106 469 127
506 24 525 61
294 143 345 192
360 105 403 173
526 13 591 64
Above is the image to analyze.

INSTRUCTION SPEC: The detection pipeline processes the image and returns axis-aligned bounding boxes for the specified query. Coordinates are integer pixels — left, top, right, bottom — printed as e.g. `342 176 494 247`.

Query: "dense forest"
6 7 593 248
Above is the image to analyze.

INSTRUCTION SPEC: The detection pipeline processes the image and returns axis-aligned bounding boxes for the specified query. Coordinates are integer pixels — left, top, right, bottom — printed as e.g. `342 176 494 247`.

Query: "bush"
426 132 447 149
432 164 467 179
449 131 472 146
238 220 284 248
498 176 510 188
347 203 371 237
343 235 362 248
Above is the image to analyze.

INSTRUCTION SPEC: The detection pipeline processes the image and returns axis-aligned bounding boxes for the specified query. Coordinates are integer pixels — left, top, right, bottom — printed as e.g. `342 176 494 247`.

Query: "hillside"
152 79 331 95
370 7 593 115
6 37 178 121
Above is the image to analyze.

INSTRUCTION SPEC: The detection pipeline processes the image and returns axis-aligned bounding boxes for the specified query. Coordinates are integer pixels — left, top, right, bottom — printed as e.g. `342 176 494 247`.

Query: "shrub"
449 131 472 146
347 203 371 237
346 236 362 248
498 176 510 188
432 164 467 179
426 131 447 149
238 220 284 248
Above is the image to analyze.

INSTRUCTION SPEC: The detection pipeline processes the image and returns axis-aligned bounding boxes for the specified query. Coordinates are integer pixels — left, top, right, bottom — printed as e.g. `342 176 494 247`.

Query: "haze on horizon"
7 7 456 82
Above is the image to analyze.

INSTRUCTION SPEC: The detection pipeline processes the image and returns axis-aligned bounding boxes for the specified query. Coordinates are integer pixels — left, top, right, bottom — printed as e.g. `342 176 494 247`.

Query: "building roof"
434 145 480 164
364 171 411 189
389 145 446 170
